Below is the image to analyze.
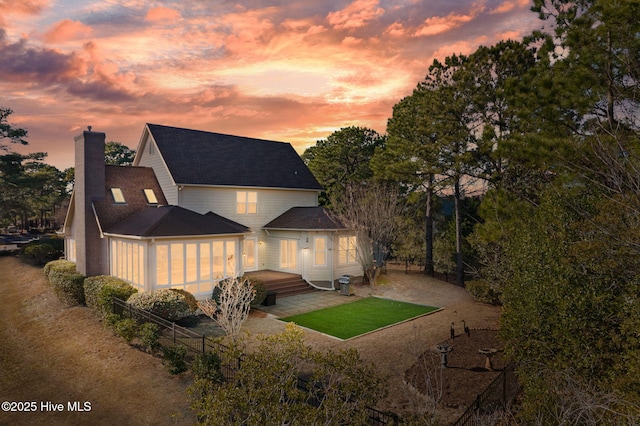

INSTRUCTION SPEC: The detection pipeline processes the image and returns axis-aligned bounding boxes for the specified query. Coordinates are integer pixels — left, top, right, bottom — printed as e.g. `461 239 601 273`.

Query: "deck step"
265 278 315 298
245 271 316 298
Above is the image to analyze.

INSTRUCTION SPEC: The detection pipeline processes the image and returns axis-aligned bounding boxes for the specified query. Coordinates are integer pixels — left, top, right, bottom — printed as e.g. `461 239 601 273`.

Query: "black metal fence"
112 297 242 379
112 297 397 425
452 363 520 426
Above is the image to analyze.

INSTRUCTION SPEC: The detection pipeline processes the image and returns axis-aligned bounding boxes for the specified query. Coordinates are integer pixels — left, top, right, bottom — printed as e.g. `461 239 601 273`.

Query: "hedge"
127 289 196 321
20 237 64 266
44 259 76 279
83 275 138 316
44 259 85 306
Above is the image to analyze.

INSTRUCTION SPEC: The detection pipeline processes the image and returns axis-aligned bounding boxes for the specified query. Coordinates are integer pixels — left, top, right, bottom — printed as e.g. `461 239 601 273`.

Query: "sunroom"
103 205 249 299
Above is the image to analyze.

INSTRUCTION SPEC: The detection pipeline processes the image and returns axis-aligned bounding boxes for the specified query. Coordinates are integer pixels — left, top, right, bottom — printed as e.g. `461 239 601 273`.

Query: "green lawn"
280 297 439 340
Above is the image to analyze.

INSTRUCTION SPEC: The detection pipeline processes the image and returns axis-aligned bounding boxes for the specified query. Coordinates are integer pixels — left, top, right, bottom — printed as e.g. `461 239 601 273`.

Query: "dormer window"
143 189 158 204
111 188 126 204
237 191 257 214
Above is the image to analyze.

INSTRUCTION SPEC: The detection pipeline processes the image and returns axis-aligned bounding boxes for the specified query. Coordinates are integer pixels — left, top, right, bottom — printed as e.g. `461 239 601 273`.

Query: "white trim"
102 232 250 240
170 183 322 192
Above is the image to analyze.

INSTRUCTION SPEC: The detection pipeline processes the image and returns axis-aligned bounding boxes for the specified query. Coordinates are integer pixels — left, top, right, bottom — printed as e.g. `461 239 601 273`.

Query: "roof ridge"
147 123 288 145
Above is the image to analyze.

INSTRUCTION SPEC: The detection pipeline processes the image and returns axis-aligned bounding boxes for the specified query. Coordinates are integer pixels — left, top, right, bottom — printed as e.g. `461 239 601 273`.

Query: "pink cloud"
43 20 92 43
145 7 181 22
342 36 363 46
431 40 477 60
327 0 385 30
384 22 407 38
306 25 327 35
0 0 49 27
0 0 49 16
414 1 485 37
491 0 531 14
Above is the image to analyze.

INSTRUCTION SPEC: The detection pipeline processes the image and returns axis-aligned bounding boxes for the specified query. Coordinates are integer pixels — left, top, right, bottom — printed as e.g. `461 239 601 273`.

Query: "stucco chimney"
74 129 108 277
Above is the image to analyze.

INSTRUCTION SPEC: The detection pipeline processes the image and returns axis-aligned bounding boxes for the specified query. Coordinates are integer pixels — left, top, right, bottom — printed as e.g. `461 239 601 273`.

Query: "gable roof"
92 165 168 232
144 123 322 190
264 207 345 231
104 205 249 237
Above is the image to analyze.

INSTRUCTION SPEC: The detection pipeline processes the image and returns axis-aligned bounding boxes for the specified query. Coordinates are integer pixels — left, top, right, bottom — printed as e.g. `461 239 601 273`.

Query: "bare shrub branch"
198 276 255 342
330 182 404 291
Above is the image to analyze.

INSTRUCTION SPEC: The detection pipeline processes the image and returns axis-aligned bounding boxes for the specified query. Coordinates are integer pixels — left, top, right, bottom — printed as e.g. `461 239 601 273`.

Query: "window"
143 189 158 204
280 239 297 270
111 188 126 203
199 243 211 281
66 238 76 262
111 239 145 291
155 239 237 289
338 236 357 265
244 238 257 270
314 237 327 266
236 191 257 214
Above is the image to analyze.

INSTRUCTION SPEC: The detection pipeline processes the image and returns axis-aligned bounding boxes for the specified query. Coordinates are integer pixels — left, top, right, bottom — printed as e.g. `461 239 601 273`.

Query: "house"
62 124 361 299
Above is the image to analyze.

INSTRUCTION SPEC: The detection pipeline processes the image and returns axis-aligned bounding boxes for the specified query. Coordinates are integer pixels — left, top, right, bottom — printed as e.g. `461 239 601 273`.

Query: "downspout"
330 231 336 290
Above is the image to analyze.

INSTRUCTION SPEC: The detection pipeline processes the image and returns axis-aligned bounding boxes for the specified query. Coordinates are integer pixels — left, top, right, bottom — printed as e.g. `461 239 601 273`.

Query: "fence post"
202 335 205 354
502 369 507 409
172 322 176 344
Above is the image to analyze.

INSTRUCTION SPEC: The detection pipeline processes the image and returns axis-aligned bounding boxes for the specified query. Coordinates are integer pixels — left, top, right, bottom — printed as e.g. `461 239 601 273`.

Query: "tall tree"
0 108 28 151
373 92 440 275
419 55 479 286
475 1 640 419
105 141 136 166
302 127 385 205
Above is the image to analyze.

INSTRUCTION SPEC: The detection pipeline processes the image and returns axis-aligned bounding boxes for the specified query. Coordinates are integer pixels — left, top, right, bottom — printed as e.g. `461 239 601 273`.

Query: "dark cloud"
66 78 135 102
0 29 81 83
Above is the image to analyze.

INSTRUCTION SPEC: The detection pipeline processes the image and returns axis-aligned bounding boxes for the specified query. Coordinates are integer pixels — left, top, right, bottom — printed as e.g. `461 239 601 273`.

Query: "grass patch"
280 297 439 340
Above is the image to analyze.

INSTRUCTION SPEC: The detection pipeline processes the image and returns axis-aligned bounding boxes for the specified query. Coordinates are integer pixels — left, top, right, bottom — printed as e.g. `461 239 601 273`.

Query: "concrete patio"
254 288 359 318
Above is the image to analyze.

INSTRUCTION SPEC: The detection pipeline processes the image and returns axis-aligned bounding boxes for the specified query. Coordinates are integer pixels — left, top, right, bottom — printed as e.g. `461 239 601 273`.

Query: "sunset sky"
1 0 542 170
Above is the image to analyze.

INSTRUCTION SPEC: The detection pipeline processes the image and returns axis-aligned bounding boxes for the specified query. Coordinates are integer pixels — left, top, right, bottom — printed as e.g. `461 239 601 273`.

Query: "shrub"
245 276 267 307
466 280 502 305
45 259 85 306
163 345 188 375
20 242 57 266
44 259 75 281
112 318 139 343
139 322 161 353
84 275 138 316
103 313 122 329
192 351 224 383
128 289 196 321
170 289 198 312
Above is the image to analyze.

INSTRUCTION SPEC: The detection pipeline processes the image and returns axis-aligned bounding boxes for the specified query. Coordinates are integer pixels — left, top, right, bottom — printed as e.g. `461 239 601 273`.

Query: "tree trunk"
425 174 434 276
454 178 464 286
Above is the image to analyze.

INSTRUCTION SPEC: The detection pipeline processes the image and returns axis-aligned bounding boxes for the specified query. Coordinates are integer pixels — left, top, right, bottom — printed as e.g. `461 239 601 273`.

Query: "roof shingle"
105 206 249 237
146 123 322 190
264 207 345 230
93 165 168 232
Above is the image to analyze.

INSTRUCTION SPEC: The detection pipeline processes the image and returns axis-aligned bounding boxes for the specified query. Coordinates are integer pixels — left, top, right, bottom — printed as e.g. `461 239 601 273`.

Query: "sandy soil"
0 257 501 425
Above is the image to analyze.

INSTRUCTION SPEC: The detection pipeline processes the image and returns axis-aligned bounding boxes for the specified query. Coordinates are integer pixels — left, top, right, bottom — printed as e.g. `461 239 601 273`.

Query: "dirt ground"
0 256 195 426
0 257 501 425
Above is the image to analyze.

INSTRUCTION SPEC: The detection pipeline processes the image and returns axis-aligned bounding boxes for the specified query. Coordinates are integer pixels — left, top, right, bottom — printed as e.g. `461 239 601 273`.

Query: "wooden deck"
244 270 315 298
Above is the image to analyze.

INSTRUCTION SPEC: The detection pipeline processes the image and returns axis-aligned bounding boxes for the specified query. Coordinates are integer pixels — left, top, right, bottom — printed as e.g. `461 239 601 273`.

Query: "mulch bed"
405 329 507 408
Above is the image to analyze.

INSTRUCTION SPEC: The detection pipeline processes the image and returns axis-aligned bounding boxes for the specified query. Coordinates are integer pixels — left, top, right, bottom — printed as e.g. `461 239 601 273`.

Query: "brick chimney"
74 129 108 277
